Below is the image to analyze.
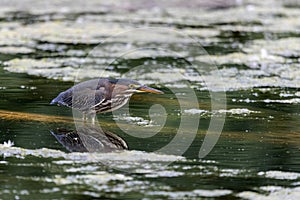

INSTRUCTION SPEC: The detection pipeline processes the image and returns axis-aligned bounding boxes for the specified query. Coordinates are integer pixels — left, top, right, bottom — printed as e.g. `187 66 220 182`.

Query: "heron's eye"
129 84 136 89
128 84 134 89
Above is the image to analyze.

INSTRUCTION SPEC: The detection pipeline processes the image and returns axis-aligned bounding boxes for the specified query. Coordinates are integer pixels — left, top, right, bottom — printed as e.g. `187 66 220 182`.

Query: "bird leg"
89 112 96 124
82 113 87 122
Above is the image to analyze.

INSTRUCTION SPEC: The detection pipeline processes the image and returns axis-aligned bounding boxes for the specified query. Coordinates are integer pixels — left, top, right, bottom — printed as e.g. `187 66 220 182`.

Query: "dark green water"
1 0 300 199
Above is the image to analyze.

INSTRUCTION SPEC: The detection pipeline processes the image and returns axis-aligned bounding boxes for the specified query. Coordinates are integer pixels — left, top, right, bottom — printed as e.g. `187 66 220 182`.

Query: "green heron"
50 78 163 123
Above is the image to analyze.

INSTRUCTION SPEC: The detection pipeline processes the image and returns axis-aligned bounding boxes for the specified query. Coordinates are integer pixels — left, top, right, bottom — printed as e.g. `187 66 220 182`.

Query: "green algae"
2 0 299 91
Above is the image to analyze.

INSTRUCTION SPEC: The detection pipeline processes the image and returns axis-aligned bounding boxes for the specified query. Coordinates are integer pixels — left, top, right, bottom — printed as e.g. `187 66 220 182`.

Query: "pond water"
0 0 300 199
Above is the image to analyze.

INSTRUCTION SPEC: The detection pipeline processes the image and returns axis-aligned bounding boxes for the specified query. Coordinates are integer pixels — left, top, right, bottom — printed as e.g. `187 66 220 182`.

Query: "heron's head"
110 79 164 95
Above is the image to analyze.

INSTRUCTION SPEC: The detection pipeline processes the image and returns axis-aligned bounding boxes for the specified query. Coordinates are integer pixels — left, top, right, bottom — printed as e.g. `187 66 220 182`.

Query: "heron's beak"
136 85 164 94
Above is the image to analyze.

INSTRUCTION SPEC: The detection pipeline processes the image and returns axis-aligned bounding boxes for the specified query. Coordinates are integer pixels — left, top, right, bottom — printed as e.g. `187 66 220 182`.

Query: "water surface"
0 0 300 199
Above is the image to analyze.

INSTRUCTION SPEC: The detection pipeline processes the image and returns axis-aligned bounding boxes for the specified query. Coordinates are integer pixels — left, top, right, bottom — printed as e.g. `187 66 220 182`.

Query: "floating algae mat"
2 1 300 91
0 0 300 199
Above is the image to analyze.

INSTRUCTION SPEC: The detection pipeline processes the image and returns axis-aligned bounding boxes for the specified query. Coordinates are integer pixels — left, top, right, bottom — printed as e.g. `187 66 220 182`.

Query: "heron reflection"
51 124 128 153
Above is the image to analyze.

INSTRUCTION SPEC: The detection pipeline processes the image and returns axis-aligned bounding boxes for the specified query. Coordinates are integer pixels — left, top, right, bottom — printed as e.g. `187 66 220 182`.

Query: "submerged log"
0 109 72 123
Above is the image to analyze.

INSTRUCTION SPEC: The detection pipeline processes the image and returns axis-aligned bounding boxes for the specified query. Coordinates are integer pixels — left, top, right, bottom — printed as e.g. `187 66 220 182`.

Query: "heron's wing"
50 89 73 108
72 88 106 111
54 86 106 111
